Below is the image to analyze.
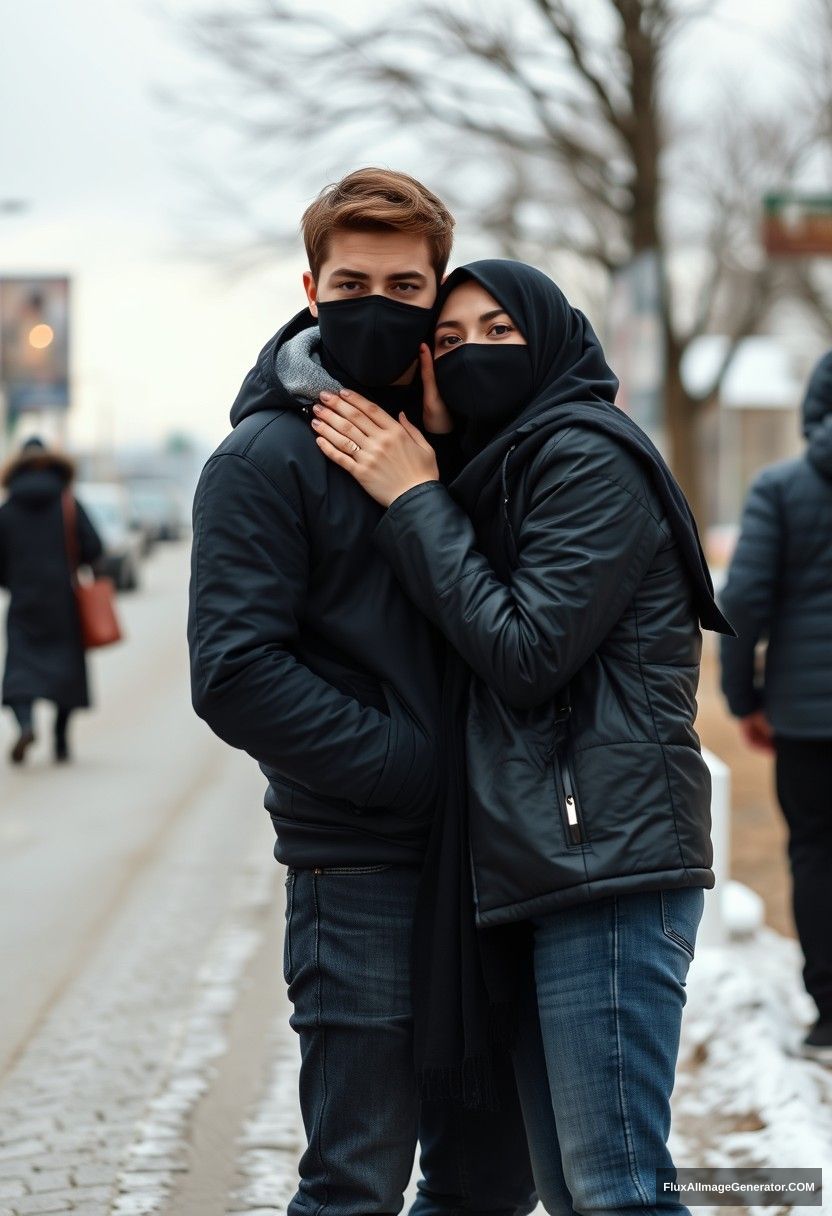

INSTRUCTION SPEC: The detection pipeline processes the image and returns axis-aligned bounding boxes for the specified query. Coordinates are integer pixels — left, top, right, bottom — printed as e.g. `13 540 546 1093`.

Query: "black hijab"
441 260 619 430
412 259 732 1112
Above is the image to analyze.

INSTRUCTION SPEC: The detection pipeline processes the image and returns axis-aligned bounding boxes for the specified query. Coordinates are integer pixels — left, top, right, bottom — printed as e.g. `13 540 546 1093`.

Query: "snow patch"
674 926 832 1213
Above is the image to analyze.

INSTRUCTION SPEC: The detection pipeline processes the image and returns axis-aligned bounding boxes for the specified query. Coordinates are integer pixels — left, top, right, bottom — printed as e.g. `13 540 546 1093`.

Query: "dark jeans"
283 863 536 1216
512 888 704 1216
9 700 71 741
775 737 832 1021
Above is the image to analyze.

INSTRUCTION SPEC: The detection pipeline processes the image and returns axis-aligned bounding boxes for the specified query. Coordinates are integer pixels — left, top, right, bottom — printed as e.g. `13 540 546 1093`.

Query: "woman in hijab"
0 437 103 764
311 260 733 1215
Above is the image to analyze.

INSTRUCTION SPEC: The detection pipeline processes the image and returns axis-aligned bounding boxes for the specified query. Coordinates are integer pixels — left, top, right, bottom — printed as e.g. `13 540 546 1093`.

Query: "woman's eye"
489 324 513 337
436 334 460 349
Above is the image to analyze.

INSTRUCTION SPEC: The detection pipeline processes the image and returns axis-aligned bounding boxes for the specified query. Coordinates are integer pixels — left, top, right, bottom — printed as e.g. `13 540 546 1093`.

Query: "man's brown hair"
301 168 455 282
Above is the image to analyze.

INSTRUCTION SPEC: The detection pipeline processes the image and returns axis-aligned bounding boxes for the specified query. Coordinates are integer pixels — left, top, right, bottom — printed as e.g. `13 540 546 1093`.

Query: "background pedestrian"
0 436 103 764
720 351 832 1062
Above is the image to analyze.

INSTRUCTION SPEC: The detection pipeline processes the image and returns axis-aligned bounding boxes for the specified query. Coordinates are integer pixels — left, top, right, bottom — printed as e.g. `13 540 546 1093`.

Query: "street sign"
762 192 832 256
0 276 71 417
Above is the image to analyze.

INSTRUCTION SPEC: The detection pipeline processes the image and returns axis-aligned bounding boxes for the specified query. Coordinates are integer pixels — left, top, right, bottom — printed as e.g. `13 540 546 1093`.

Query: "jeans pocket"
283 870 296 985
660 887 705 960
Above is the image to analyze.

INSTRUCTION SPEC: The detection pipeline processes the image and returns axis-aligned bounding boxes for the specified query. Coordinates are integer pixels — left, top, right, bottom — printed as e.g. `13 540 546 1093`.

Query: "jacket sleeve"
718 471 782 718
373 440 664 710
74 498 104 567
188 451 429 812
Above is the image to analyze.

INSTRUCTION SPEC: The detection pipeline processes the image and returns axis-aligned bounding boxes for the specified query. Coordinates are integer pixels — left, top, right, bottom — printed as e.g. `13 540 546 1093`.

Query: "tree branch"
531 0 631 135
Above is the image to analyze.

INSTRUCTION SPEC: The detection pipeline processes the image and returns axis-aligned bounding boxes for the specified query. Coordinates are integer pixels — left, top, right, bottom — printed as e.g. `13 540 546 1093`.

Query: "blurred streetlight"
28 323 54 350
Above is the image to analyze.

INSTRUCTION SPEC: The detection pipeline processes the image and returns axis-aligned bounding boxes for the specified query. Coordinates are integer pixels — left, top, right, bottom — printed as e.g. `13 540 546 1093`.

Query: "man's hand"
419 343 454 434
312 389 439 508
739 710 775 754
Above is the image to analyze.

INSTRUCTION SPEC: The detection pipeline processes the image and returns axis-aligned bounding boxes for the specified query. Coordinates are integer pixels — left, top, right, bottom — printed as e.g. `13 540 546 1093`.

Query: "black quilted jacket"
375 423 717 926
188 310 444 867
720 351 832 738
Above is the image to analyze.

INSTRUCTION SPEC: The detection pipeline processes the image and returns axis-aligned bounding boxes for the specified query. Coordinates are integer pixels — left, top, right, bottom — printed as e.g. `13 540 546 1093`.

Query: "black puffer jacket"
720 351 832 737
188 309 442 867
377 427 715 925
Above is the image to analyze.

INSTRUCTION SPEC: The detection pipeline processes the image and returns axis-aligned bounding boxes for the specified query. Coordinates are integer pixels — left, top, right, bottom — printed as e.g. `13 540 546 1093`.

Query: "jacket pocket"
313 863 394 875
283 869 296 985
555 748 586 848
370 681 437 819
327 666 388 713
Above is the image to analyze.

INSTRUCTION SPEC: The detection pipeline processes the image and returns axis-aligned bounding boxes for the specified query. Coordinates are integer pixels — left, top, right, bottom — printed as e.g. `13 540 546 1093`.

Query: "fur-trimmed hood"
1 447 75 492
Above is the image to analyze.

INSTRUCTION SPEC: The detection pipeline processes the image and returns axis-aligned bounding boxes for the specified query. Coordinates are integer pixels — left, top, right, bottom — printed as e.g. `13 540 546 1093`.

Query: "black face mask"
434 343 535 456
317 295 434 388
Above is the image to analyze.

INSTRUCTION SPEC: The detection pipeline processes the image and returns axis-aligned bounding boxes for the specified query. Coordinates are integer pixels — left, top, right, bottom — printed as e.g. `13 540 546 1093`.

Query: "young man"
188 169 535 1216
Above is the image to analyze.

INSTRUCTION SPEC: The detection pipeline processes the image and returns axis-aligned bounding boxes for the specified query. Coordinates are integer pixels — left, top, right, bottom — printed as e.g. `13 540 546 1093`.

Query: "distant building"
682 335 806 530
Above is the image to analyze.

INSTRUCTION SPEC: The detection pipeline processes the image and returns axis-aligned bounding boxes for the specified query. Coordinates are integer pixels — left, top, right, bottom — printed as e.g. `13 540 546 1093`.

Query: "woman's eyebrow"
479 308 510 322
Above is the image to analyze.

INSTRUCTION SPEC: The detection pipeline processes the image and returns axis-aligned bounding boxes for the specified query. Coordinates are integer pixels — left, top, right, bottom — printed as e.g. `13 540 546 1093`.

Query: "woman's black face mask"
434 343 534 455
317 295 434 388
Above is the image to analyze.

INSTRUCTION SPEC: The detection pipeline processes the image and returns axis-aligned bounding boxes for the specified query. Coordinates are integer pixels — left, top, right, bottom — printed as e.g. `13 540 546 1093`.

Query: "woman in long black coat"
0 437 103 764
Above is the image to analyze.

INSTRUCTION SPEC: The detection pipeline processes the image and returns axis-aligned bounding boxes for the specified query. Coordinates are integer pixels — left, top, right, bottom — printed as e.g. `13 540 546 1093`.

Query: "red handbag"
62 490 123 649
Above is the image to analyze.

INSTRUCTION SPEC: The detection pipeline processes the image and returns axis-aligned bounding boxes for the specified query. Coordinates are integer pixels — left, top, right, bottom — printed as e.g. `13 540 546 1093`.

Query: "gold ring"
349 440 361 453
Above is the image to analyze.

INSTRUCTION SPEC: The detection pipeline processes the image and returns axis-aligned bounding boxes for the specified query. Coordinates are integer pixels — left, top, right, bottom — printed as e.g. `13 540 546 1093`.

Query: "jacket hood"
802 349 832 435
807 413 832 480
802 350 832 480
1 447 74 495
230 309 342 427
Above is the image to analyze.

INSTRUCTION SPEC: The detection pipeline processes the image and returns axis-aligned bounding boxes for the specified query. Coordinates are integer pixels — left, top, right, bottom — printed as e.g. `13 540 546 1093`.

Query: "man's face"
304 229 438 314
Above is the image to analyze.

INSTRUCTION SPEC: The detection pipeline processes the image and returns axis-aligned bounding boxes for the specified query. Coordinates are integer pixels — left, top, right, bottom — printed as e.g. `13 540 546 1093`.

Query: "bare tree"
178 0 829 516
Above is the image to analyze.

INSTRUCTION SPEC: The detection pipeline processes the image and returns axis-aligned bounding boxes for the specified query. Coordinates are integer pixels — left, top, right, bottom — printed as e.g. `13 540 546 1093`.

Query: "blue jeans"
283 863 536 1216
512 888 704 1216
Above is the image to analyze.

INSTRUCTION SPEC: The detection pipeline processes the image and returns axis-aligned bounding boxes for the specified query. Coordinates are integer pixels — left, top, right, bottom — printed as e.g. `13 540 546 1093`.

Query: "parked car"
126 479 186 546
75 481 143 592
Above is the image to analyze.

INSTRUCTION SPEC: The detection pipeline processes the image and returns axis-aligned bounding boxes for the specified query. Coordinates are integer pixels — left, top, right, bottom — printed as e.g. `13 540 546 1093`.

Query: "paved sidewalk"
0 748 276 1216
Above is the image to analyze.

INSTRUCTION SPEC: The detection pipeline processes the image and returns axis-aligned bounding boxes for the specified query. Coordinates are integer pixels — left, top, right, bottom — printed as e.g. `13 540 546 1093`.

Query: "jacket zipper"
501 446 519 565
559 751 583 845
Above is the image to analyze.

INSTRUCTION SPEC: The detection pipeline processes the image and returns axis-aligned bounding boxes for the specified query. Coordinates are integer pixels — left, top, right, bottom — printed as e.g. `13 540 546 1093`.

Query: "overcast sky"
0 0 798 451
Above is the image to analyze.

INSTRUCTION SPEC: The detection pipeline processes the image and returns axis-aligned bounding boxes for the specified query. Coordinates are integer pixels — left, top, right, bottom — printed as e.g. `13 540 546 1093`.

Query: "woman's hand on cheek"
312 389 440 509
420 344 454 434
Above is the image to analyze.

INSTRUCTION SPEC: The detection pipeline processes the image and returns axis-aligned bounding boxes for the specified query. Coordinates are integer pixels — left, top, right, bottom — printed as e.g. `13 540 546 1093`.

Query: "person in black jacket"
313 260 733 1216
188 172 535 1216
1 436 103 764
720 350 832 1063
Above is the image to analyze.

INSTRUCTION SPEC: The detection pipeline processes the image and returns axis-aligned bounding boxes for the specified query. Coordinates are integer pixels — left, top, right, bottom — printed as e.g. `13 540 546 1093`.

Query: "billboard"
0 277 70 416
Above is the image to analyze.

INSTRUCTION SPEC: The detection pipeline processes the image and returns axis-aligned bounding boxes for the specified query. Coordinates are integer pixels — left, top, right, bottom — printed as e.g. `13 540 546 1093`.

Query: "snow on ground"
673 925 832 1214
